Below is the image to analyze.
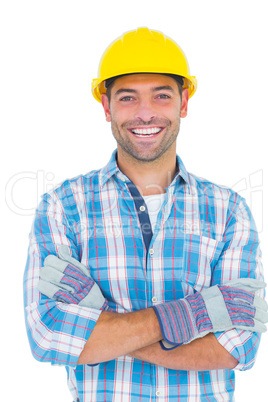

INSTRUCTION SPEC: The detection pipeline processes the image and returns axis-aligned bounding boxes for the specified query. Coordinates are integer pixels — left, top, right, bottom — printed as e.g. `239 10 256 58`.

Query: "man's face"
101 74 188 163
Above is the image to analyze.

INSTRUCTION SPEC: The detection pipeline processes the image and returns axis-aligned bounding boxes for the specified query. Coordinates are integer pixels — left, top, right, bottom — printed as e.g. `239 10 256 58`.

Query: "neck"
116 146 177 196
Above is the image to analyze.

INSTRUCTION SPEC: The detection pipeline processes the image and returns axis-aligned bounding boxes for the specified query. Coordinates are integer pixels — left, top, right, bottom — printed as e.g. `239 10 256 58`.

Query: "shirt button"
139 205 146 212
149 248 154 255
152 296 157 303
156 390 161 396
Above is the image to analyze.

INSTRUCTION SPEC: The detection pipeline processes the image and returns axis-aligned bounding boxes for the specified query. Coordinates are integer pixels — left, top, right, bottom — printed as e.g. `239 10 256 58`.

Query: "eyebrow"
114 85 175 97
153 86 175 93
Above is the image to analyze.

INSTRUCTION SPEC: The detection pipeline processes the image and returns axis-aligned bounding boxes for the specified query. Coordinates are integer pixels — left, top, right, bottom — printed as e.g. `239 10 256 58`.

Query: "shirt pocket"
182 233 225 292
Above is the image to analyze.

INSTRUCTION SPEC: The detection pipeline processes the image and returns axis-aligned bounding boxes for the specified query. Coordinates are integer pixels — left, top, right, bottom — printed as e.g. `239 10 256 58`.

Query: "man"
24 28 267 401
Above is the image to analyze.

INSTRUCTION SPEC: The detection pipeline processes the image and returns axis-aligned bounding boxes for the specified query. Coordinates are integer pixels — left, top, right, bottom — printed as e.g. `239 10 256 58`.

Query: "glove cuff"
185 292 213 334
153 299 197 346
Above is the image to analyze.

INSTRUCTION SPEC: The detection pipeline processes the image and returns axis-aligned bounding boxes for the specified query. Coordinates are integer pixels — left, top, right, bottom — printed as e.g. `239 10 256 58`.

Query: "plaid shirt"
24 150 264 401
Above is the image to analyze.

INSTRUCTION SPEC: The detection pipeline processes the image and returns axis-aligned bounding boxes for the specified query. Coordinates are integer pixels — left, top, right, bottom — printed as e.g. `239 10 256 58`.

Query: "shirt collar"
100 150 129 187
100 149 191 193
172 154 191 194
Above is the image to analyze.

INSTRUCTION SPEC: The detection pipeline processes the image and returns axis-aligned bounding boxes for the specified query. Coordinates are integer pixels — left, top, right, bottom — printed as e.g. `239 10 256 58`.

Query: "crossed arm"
77 308 238 370
38 247 265 371
25 191 266 370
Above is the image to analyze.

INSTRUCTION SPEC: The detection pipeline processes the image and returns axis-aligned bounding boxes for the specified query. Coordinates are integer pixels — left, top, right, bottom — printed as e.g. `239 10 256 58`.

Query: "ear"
180 89 189 118
101 94 111 122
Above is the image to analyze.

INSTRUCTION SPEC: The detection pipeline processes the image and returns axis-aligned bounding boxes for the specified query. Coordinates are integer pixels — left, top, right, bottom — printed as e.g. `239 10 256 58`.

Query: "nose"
134 98 157 123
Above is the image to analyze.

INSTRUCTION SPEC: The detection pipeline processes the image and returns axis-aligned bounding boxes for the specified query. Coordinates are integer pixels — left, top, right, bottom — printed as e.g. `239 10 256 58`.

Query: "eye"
120 96 134 102
157 94 171 99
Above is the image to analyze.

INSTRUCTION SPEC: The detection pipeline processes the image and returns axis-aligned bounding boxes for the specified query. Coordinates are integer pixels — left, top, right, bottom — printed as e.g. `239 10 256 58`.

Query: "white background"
1 0 267 400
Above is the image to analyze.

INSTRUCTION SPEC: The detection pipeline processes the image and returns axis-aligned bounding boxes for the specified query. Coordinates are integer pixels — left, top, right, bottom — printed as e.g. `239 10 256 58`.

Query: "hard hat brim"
92 73 197 103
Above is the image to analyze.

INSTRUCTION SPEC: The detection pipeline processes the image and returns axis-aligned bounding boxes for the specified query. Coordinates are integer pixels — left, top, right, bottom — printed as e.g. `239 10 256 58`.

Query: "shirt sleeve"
212 191 265 371
23 189 102 367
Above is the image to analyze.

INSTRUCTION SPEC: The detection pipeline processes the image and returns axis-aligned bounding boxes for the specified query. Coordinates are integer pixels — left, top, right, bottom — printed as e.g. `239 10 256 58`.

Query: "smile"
130 127 163 137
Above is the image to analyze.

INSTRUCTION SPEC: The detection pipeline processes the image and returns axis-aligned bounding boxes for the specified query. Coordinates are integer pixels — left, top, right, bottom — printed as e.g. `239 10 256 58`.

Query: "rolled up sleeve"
212 192 265 371
214 329 261 371
23 188 102 367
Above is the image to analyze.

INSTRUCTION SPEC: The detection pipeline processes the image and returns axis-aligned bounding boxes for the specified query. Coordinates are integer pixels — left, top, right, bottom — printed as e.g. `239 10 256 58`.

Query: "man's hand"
153 279 268 350
38 245 110 311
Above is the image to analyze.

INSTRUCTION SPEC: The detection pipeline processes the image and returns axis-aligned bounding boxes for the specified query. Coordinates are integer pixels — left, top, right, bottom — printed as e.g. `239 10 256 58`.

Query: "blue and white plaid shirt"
24 150 264 401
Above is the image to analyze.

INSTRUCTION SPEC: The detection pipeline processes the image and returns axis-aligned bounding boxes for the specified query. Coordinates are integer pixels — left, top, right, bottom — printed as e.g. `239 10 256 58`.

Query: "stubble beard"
111 117 181 164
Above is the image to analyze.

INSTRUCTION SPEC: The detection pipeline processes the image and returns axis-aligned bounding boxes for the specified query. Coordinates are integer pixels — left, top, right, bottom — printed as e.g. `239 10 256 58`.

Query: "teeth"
131 127 162 135
135 134 155 137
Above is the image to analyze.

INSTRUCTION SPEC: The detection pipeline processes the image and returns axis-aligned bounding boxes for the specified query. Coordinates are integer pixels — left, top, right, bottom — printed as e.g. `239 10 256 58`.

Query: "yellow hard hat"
91 27 197 103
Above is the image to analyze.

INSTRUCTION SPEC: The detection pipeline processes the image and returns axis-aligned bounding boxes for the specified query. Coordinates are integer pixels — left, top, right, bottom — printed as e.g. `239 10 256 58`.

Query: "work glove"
38 245 111 311
153 279 268 350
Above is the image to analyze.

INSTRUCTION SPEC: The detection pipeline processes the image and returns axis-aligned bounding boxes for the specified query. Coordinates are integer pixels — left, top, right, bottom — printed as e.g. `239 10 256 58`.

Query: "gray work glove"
38 245 110 310
158 278 268 350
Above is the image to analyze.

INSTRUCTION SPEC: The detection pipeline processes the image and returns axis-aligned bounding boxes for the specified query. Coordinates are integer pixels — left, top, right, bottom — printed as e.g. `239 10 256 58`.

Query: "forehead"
111 73 179 94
